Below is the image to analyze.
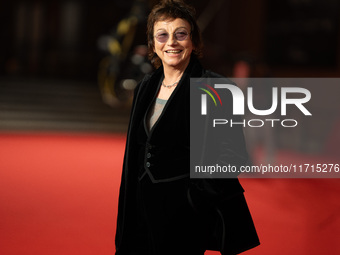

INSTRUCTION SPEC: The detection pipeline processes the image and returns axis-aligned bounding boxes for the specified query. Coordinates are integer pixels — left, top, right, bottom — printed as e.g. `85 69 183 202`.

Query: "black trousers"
136 174 207 255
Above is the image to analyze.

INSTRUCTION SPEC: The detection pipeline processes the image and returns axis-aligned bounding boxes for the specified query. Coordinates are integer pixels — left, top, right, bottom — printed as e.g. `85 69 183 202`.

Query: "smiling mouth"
165 50 182 54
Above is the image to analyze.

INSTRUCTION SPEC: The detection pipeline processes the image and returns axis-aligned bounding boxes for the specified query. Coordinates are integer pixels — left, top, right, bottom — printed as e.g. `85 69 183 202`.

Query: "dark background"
1 0 340 80
1 0 340 153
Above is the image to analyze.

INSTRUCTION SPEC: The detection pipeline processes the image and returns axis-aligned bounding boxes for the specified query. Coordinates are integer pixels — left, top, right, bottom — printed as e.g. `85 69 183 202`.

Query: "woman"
115 1 260 254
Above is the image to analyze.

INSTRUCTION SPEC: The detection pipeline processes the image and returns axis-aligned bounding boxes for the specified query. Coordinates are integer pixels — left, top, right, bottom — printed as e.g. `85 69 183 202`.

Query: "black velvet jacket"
115 56 260 255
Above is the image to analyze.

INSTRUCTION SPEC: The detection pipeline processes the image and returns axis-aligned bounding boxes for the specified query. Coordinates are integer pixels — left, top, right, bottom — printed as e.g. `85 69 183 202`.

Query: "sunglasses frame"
154 30 190 43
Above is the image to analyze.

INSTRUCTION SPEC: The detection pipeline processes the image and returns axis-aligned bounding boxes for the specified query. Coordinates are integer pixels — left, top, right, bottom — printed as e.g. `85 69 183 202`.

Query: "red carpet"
0 133 339 255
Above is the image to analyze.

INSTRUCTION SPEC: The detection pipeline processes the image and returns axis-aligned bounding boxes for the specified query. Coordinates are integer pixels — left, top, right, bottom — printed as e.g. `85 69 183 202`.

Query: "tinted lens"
175 31 188 41
155 32 169 43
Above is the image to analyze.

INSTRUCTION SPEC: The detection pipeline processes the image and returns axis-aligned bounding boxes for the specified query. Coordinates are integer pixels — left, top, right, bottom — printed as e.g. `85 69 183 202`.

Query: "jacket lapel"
142 55 205 138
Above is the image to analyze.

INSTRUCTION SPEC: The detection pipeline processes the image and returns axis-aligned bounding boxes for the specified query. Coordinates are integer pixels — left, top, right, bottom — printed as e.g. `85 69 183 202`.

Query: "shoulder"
203 70 234 81
203 70 224 78
134 67 162 93
202 70 235 85
141 65 163 84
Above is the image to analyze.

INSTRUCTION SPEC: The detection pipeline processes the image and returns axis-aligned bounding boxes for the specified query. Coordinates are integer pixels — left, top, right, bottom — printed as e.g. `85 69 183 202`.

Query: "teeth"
166 50 181 53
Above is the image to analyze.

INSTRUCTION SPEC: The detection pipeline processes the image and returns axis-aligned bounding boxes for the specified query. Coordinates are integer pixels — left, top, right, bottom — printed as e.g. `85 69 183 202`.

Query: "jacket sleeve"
188 80 249 212
115 73 151 252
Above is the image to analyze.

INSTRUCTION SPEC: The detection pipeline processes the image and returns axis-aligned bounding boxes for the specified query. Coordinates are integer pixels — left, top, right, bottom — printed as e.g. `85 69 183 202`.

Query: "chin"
164 58 189 68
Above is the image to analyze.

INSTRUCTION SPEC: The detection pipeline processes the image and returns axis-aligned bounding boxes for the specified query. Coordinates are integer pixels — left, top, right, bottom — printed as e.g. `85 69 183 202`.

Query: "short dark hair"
147 0 203 68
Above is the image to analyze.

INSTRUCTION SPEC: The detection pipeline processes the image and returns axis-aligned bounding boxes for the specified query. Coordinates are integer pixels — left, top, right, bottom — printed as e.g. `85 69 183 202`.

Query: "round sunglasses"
154 30 190 43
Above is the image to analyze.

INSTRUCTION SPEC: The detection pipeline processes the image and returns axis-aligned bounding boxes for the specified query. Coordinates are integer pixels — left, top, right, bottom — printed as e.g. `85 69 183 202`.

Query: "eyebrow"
156 26 188 32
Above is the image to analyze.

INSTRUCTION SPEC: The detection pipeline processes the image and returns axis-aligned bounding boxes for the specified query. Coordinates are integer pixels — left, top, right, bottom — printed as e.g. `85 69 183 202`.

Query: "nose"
167 33 178 46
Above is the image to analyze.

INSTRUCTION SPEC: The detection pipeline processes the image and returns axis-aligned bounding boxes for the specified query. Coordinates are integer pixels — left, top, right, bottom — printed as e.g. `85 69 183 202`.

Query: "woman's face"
153 18 193 70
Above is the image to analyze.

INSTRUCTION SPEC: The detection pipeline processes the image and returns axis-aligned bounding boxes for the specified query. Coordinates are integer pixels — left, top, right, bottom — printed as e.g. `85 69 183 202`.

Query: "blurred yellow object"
108 39 122 55
117 17 138 35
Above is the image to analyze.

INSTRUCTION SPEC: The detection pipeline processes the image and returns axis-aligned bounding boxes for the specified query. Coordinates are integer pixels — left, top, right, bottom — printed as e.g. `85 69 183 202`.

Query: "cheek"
153 40 159 53
154 43 163 53
185 41 194 52
186 45 193 54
